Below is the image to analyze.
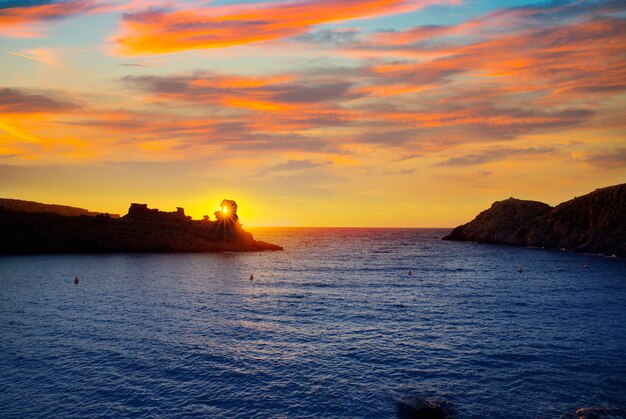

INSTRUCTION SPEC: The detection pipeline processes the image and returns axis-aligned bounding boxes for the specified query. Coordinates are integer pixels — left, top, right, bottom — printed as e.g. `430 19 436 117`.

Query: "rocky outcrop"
443 198 552 244
0 199 282 254
397 396 447 419
443 184 626 257
561 407 626 418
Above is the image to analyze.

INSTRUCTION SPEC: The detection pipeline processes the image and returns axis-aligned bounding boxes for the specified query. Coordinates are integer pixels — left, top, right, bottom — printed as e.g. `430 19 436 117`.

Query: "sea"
1 228 625 418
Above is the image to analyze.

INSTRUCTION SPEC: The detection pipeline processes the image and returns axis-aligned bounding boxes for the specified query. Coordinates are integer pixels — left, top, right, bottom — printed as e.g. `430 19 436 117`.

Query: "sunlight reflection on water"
1 228 626 417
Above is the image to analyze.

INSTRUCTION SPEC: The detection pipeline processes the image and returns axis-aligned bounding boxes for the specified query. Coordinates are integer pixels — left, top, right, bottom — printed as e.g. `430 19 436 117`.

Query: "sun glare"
222 206 228 213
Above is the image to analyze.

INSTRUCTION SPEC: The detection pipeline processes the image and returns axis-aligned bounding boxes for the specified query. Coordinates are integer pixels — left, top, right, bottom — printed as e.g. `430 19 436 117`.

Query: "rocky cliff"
443 184 626 257
0 199 282 254
0 197 120 218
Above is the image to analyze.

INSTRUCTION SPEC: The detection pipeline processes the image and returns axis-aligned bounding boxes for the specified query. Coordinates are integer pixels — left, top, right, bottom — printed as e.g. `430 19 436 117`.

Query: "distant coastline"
0 198 282 254
0 198 121 218
444 184 626 258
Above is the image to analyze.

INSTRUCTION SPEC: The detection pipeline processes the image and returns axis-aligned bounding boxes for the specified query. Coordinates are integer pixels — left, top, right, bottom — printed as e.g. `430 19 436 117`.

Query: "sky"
0 0 625 226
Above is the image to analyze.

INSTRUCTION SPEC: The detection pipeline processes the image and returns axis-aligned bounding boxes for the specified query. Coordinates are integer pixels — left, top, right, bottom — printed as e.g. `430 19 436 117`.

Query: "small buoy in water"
517 265 523 273
408 269 413 277
583 262 589 269
74 276 79 284
249 274 254 281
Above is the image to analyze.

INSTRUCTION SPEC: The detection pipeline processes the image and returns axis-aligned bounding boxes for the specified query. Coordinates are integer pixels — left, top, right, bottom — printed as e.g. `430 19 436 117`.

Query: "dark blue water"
1 228 625 418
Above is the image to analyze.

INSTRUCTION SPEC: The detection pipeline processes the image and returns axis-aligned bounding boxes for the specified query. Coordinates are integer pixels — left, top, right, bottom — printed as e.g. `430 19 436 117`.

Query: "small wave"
300 282 335 288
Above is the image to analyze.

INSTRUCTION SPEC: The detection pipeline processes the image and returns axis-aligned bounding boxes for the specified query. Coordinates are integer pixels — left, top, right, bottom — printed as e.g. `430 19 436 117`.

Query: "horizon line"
246 225 453 229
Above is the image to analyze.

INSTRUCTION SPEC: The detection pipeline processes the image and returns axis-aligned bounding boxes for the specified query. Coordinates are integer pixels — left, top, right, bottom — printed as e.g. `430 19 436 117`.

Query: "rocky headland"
0 197 120 218
443 184 626 257
0 198 282 254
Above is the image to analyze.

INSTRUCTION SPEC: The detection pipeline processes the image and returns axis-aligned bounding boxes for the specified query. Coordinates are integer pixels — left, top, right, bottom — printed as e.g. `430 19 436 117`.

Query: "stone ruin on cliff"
126 203 191 221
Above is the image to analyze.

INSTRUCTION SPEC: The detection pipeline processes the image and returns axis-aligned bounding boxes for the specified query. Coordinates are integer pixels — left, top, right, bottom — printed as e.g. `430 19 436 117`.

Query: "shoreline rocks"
397 396 448 419
561 407 626 418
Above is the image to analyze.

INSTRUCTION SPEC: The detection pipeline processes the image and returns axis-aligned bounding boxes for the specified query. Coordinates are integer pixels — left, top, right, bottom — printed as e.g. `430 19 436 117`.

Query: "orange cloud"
114 0 457 55
354 8 626 112
4 2 625 168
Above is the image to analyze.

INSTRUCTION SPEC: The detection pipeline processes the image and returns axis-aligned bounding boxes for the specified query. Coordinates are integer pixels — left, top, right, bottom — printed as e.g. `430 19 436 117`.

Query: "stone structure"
126 203 190 221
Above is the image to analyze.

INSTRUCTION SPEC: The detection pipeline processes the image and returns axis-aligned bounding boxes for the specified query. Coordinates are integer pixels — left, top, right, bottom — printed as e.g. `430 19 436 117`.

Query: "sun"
222 206 228 213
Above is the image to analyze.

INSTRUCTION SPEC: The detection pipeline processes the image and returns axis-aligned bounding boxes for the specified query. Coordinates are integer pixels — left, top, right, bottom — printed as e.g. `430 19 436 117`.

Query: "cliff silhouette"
0 199 282 254
0 198 120 218
444 184 626 257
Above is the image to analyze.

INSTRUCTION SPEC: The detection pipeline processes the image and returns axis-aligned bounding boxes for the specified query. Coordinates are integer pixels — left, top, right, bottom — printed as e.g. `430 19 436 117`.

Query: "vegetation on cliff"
444 184 626 257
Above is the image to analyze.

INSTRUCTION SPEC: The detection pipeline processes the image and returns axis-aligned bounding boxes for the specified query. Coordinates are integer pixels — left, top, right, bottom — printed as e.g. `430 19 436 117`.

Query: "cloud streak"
8 48 60 65
0 0 104 36
122 72 361 106
0 87 77 113
585 148 626 168
438 147 555 167
114 0 456 55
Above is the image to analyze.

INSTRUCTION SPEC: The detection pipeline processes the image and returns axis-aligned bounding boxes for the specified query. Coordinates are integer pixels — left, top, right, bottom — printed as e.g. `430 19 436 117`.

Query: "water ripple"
1 228 625 417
